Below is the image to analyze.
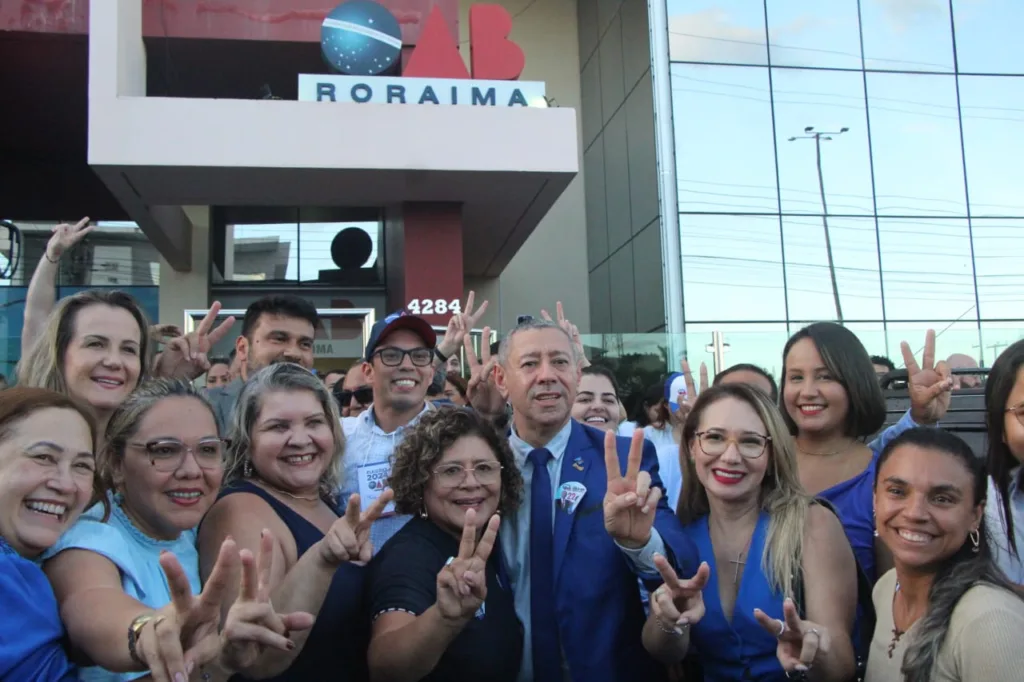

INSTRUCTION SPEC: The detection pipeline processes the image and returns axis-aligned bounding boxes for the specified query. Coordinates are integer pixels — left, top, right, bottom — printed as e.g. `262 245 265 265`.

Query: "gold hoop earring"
970 529 980 553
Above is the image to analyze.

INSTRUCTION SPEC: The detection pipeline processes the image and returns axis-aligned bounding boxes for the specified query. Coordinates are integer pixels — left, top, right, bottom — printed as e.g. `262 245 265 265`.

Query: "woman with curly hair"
365 406 524 682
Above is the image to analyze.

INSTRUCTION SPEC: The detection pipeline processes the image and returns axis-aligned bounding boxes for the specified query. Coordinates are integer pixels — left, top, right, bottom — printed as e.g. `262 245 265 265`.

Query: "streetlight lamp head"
840 127 849 133
804 126 814 133
787 137 797 141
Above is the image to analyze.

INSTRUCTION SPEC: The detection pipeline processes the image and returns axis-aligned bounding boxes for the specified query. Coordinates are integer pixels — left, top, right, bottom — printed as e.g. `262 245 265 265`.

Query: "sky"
658 0 1024 372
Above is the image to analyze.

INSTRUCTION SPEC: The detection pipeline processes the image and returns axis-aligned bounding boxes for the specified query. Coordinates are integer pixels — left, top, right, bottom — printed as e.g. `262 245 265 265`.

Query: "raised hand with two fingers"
45 217 94 263
671 359 708 428
153 301 236 381
901 329 954 425
462 328 506 419
219 529 316 676
650 554 711 634
436 509 500 623
754 598 832 675
318 490 394 566
540 302 587 369
438 291 490 358
603 430 662 549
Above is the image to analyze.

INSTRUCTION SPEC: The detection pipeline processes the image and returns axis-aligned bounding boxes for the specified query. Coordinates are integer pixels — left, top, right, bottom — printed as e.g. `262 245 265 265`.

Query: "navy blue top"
683 512 787 682
0 536 77 681
220 482 368 682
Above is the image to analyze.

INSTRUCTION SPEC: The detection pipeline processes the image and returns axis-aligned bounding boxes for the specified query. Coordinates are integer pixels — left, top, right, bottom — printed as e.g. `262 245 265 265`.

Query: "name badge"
357 461 396 517
556 482 587 514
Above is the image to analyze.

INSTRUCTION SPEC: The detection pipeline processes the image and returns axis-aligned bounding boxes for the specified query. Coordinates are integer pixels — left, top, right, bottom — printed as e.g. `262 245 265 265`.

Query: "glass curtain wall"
663 0 1024 375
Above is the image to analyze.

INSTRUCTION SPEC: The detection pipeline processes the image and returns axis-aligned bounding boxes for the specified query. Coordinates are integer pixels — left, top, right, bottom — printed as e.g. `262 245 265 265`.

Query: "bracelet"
655 618 689 636
44 251 59 264
127 613 155 666
434 347 449 363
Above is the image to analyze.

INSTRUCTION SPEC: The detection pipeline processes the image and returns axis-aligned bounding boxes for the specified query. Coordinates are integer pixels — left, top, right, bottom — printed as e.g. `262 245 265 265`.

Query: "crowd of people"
2 220 1024 681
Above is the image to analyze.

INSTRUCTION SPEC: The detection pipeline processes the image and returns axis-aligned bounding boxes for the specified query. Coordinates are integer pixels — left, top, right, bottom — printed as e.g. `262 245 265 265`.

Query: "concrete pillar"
158 206 210 328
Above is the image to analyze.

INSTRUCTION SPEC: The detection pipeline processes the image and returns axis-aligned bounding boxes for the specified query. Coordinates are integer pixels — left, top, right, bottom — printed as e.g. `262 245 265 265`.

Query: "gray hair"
224 363 344 499
101 379 215 495
497 318 578 367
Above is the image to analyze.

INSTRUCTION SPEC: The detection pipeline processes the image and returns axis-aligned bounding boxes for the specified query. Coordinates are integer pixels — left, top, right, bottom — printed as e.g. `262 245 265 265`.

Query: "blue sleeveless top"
219 482 368 682
683 512 786 681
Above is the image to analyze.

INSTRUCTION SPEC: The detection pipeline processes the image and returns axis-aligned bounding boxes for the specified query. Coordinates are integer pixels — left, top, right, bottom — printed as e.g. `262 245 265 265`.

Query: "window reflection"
885 321 982 372
781 216 883 321
980 322 1024 368
860 0 954 72
673 64 778 213
666 0 768 66
971 219 1024 320
773 69 873 214
877 218 976 321
959 75 1024 217
952 0 1024 75
683 322 789 379
866 73 967 216
680 214 786 322
765 0 861 69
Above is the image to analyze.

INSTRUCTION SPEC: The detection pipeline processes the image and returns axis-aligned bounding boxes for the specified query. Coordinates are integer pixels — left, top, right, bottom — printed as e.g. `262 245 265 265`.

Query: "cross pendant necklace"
729 552 746 584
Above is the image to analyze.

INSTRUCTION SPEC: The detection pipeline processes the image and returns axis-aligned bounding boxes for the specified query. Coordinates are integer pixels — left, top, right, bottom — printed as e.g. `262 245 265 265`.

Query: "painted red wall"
2 0 458 45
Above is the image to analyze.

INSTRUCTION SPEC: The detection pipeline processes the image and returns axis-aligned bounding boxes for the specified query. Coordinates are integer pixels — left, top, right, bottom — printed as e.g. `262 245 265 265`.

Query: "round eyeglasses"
432 462 503 488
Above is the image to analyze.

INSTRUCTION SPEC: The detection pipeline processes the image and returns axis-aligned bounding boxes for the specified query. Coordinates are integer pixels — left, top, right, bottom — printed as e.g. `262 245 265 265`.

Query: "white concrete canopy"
88 0 579 276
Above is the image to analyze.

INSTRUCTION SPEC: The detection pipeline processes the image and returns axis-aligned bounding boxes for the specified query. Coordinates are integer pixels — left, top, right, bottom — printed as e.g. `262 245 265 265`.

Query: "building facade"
2 0 1021 384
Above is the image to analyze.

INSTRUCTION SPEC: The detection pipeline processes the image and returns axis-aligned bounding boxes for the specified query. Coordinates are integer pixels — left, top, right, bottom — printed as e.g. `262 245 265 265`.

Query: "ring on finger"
776 620 787 638
807 628 820 639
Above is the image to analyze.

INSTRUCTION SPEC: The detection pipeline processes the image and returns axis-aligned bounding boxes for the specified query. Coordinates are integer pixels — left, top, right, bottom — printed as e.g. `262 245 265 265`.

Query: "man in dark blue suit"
467 318 699 682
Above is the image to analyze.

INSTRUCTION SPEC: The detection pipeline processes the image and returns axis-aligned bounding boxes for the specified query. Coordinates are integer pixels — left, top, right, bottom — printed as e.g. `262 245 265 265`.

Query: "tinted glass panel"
766 0 862 69
959 75 1024 217
667 0 768 66
952 0 1024 75
971 219 1024 320
860 0 954 72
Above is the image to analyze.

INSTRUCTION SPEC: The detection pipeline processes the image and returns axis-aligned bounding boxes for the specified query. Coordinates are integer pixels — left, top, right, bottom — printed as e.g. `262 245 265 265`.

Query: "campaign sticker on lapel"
357 462 396 517
572 456 585 471
556 481 587 514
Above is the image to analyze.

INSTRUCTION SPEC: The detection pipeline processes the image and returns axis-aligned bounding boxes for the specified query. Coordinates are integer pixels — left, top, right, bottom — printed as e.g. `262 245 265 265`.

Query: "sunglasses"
336 386 373 406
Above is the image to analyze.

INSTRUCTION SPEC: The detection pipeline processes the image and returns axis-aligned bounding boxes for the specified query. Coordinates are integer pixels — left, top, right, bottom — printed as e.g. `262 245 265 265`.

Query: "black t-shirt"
366 516 523 682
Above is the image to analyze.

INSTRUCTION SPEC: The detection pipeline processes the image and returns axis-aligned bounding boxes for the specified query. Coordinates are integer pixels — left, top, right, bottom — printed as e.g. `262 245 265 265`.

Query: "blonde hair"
100 379 215 496
223 363 345 501
677 383 812 599
16 290 153 396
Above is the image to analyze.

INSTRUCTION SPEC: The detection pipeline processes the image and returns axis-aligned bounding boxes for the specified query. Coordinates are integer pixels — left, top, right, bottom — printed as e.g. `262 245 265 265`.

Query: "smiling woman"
16 290 152 441
0 387 95 680
365 406 524 682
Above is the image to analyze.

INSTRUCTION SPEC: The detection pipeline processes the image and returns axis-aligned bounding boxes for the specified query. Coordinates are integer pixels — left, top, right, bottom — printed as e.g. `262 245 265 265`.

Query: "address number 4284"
407 299 462 316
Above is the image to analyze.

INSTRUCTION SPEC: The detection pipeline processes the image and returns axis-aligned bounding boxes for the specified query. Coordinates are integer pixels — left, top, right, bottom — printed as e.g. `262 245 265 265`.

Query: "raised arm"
21 218 93 351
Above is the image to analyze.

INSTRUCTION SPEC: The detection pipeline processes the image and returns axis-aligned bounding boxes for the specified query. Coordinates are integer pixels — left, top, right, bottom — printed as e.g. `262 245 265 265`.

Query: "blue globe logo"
321 0 402 76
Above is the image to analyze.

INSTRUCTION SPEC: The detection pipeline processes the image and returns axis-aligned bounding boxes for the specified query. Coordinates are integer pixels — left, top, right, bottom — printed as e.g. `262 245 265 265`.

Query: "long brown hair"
677 383 812 598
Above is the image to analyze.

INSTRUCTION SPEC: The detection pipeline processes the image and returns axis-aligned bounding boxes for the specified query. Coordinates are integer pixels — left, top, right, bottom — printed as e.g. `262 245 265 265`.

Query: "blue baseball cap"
666 372 689 410
364 310 437 360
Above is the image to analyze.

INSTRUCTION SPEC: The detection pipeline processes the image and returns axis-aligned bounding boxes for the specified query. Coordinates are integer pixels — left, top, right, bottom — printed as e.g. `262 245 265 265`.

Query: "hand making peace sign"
671 358 709 428
45 217 93 262
318 490 394 566
650 555 711 633
901 329 954 425
219 529 316 675
754 598 832 675
153 301 236 381
438 291 490 358
540 301 588 369
463 328 506 419
603 430 662 549
436 509 501 623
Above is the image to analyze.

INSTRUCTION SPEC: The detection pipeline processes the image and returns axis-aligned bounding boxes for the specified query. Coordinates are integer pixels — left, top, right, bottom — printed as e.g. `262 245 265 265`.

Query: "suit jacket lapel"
554 421 596 583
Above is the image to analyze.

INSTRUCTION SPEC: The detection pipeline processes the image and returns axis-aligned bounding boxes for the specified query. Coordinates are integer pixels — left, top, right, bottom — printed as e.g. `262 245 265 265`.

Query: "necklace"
797 440 856 457
256 478 319 503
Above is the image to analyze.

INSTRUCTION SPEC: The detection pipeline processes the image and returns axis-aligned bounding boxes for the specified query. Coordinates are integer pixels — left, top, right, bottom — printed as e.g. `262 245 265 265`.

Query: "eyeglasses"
1006 404 1024 428
374 347 433 367
432 462 503 488
129 438 229 472
694 430 771 459
336 386 373 406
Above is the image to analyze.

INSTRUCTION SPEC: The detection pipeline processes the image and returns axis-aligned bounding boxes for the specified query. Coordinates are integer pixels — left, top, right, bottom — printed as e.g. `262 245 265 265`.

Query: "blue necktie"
529 448 562 682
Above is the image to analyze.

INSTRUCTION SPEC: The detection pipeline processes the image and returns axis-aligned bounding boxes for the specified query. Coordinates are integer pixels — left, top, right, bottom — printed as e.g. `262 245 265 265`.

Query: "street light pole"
788 126 848 323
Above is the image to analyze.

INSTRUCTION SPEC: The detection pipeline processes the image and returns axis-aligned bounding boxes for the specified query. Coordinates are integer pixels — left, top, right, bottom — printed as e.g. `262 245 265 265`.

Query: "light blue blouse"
43 494 201 682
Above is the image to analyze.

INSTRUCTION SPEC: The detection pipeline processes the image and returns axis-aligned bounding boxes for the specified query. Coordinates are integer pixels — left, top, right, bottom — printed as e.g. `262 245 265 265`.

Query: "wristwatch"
128 613 154 666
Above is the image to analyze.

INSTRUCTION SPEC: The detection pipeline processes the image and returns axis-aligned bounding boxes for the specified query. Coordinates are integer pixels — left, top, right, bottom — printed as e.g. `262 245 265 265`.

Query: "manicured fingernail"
678 617 689 626
176 673 187 682
795 665 809 672
673 627 684 635
642 505 651 514
186 661 194 674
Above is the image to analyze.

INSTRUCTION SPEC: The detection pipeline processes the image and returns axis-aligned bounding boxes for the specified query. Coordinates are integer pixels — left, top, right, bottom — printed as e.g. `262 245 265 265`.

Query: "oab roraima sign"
298 0 546 107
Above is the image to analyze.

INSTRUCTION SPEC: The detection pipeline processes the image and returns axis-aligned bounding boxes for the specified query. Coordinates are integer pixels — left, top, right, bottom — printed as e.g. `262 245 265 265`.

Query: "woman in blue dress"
642 383 858 681
780 324 953 581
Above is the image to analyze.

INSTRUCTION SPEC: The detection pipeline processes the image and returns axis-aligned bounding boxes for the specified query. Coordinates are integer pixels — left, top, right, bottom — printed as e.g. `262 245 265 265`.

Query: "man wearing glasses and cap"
338 309 464 552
